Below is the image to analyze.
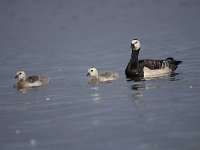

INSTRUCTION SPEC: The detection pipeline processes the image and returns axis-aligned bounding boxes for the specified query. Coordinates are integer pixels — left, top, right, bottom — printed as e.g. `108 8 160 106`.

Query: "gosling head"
15 70 27 82
87 67 98 77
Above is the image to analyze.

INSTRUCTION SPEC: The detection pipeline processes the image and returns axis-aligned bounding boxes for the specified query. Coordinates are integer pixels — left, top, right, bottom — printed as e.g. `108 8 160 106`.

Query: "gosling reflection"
90 86 101 103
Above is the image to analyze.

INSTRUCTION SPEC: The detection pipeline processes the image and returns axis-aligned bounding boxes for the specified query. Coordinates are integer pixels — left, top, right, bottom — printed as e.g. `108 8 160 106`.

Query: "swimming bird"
87 67 119 83
125 39 182 78
14 70 49 89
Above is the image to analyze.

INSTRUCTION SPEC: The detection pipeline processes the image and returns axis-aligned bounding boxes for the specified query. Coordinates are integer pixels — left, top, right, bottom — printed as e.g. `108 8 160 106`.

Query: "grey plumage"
87 67 119 83
14 70 49 89
139 57 182 71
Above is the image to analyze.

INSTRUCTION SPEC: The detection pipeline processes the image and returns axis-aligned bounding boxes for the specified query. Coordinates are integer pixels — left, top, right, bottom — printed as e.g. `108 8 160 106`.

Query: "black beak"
15 75 18 79
130 43 134 49
87 73 90 76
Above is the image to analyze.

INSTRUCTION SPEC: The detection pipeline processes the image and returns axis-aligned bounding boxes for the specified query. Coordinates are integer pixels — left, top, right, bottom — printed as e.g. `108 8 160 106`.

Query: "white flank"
28 81 42 87
143 66 171 78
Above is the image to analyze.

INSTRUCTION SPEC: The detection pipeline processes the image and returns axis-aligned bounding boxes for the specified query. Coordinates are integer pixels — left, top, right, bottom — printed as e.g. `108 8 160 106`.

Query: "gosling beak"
15 75 18 79
87 73 90 76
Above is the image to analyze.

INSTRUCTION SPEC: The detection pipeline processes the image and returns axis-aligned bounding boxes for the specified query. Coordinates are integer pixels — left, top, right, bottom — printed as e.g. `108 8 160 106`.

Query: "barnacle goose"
125 39 182 78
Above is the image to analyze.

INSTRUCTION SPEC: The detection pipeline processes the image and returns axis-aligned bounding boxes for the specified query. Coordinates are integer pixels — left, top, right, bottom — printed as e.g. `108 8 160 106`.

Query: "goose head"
131 39 141 51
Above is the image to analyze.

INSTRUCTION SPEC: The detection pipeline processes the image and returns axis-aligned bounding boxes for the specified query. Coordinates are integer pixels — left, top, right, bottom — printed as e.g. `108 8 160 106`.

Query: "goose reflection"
131 81 146 102
129 79 160 102
129 73 180 101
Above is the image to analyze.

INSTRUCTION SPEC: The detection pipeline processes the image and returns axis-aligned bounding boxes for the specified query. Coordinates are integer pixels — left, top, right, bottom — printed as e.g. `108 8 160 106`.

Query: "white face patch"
143 66 172 78
88 68 98 77
131 39 141 50
16 71 27 81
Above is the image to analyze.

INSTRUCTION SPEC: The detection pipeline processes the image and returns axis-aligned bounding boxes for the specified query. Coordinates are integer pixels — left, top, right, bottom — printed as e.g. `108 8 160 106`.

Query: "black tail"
175 60 182 65
166 57 182 65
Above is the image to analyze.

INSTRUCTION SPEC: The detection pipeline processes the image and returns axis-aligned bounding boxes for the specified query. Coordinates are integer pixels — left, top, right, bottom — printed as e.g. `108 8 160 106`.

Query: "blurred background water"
0 0 200 150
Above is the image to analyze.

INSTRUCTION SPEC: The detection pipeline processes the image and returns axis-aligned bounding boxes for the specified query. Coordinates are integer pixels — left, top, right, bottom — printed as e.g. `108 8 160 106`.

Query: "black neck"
131 49 140 61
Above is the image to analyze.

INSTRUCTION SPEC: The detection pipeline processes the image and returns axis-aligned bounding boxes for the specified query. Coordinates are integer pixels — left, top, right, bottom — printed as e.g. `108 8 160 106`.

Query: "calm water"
1 0 200 150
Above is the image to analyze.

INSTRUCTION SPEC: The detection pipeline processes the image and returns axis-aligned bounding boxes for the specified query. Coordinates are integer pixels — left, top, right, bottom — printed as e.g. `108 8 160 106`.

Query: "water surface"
1 0 200 150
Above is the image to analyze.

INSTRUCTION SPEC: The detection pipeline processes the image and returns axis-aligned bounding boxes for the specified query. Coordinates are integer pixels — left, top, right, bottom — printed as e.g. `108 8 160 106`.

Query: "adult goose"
14 70 49 89
125 39 182 78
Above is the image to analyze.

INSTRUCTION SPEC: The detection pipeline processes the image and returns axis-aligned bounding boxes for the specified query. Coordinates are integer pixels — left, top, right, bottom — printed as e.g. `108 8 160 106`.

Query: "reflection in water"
15 86 43 94
90 86 101 103
131 81 145 102
89 86 101 127
126 77 145 101
129 80 159 102
168 73 182 81
129 73 180 101
30 139 37 147
17 89 27 93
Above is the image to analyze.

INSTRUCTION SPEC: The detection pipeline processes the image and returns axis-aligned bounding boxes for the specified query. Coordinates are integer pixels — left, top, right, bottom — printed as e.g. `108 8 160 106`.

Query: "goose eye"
91 70 93 72
19 73 22 75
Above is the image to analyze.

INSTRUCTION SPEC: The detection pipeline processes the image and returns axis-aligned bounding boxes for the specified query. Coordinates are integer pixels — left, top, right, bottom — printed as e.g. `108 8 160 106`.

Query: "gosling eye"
91 70 93 72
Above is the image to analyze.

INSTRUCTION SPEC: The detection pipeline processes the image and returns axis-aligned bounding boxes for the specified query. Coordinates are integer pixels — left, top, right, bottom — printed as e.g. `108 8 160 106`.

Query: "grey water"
0 0 200 150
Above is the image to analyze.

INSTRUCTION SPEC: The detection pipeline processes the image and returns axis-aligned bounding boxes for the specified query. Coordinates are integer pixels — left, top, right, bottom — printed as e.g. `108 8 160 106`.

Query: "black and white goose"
125 39 182 78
